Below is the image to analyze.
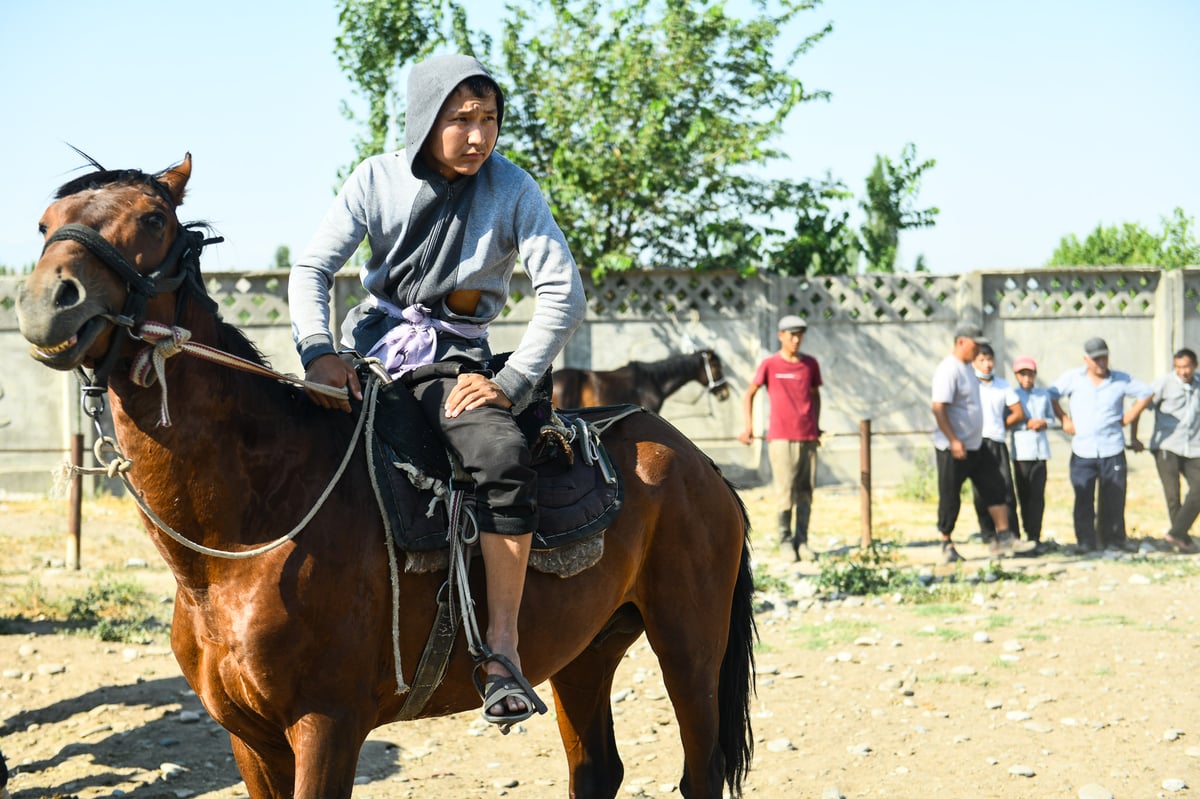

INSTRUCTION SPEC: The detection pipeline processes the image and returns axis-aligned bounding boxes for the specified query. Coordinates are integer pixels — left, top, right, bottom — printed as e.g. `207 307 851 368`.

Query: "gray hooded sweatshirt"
288 54 585 404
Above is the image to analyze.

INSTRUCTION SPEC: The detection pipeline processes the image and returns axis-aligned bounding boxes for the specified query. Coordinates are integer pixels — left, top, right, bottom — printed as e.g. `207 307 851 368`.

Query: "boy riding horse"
288 54 586 726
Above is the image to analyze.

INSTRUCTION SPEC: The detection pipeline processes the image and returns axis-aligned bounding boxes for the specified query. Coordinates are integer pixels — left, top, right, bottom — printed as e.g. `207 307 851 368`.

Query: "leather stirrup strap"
396 585 460 720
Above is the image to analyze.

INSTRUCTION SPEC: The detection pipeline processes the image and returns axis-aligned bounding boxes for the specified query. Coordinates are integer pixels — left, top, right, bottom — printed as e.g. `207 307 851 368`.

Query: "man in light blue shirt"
1009 356 1057 554
1051 337 1153 552
1141 348 1200 553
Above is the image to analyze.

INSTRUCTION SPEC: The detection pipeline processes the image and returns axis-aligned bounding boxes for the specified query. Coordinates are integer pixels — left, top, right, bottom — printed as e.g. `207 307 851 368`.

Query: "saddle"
361 356 629 577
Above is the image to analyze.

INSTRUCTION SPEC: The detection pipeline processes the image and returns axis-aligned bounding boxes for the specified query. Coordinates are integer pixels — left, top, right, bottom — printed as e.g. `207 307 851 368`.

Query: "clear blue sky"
2 0 1197 274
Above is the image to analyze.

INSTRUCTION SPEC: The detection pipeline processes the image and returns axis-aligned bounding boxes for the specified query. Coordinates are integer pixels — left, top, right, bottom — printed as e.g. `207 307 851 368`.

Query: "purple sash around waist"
364 297 488 378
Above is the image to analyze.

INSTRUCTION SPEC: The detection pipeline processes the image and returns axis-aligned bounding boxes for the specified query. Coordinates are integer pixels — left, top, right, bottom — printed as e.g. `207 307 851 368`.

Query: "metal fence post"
860 419 872 548
68 433 83 569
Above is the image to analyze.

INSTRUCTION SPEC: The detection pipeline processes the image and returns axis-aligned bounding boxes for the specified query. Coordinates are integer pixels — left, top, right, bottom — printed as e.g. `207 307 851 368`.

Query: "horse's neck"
104 314 341 565
640 355 703 400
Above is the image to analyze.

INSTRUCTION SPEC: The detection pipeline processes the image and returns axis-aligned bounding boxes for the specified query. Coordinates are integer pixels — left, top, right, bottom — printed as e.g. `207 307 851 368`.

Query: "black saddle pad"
365 376 624 553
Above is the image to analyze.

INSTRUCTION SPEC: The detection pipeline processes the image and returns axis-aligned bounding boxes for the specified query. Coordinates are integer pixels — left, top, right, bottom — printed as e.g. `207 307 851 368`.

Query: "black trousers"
1012 459 1047 542
410 376 537 535
1154 449 1200 540
972 439 1020 538
936 447 1005 536
1069 452 1127 549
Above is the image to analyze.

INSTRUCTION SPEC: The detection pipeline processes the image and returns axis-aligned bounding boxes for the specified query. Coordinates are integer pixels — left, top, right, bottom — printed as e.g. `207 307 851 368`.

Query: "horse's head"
700 350 730 401
16 153 211 375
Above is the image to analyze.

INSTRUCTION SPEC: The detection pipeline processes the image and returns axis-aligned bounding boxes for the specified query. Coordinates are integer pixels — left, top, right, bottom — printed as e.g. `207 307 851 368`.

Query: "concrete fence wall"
3 266 1197 496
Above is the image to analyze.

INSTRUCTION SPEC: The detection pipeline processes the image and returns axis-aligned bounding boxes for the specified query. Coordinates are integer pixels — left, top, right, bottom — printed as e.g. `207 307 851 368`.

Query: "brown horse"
553 350 730 412
15 154 756 799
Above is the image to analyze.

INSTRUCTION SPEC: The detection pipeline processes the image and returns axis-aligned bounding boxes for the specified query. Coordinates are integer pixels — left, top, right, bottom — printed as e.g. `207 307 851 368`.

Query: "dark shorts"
409 376 537 536
936 446 1006 534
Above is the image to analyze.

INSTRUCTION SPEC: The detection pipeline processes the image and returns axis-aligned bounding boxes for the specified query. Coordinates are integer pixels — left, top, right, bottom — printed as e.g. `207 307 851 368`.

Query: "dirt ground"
1 470 1199 799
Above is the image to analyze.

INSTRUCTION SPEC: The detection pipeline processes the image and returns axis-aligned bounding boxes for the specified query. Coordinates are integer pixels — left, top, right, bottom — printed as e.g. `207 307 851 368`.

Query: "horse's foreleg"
550 605 645 799
229 735 294 799
287 714 368 799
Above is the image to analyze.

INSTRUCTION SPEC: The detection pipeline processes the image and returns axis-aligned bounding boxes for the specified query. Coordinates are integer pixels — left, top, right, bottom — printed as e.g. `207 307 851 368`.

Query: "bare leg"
988 504 1014 553
987 504 1009 531
480 531 532 716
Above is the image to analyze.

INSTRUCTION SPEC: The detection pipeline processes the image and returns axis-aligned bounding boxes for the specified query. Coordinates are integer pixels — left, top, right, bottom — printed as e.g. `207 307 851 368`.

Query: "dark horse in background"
15 154 756 799
553 350 730 412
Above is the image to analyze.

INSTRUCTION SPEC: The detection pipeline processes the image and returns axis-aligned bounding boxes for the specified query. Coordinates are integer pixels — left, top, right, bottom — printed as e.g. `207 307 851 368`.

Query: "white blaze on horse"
15 153 757 799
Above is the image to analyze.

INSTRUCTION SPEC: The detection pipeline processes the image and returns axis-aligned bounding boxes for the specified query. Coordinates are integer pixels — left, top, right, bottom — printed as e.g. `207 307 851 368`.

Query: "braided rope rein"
62 322 370 559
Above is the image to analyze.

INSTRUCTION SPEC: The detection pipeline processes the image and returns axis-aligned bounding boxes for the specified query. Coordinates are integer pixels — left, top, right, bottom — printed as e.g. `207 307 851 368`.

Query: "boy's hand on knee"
446 373 513 417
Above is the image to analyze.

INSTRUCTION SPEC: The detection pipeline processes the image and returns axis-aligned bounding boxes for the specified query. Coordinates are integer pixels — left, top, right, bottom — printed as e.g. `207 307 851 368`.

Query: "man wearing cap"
1009 356 1058 554
1050 338 1153 553
930 323 1014 563
739 314 823 561
1138 347 1200 554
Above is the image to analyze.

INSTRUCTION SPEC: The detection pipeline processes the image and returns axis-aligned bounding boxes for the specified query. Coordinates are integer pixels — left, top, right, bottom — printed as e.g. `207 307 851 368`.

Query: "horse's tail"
718 477 757 797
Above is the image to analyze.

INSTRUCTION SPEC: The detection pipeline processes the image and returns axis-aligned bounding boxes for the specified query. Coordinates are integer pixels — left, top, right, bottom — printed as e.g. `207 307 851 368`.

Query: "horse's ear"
156 153 192 206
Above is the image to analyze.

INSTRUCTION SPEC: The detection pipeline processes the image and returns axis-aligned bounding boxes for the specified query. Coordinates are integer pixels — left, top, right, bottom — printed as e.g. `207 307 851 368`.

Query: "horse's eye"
142 212 167 232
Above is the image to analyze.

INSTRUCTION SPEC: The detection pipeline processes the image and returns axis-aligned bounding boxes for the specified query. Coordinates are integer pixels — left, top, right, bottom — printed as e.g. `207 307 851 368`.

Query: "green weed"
815 539 916 596
796 619 875 651
58 575 168 643
896 454 937 502
912 603 968 617
916 627 969 642
753 566 791 597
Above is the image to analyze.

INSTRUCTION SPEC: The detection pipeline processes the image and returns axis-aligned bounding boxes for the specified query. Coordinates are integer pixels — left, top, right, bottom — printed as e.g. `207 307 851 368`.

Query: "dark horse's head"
699 349 731 401
16 153 215 376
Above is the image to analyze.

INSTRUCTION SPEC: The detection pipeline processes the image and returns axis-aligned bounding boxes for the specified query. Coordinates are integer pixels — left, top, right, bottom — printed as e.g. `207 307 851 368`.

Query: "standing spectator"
931 323 1014 563
1051 338 1153 553
1141 348 1200 553
972 343 1024 551
1009 356 1057 555
739 314 822 561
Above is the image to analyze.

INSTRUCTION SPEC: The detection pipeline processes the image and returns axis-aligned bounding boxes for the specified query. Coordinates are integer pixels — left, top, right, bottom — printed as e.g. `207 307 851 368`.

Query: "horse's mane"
193 307 320 412
633 351 706 382
54 148 176 205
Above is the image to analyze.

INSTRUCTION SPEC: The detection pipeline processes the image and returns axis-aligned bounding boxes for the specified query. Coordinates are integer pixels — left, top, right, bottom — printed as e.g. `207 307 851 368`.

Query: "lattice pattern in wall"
780 274 959 323
0 281 16 329
1183 271 1200 319
585 271 759 318
983 270 1158 319
206 273 290 327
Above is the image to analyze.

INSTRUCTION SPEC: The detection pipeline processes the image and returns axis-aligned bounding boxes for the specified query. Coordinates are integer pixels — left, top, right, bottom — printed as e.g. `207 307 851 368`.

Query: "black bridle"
42 221 222 392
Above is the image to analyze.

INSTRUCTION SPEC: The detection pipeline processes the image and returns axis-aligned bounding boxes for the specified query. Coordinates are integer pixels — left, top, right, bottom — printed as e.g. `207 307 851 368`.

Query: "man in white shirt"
971 344 1024 554
931 323 1016 563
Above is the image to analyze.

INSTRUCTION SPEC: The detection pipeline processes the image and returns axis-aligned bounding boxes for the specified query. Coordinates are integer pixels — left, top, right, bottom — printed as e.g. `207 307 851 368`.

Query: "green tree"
331 1 939 278
765 174 859 275
499 0 831 277
273 246 291 270
859 143 938 272
1048 207 1200 269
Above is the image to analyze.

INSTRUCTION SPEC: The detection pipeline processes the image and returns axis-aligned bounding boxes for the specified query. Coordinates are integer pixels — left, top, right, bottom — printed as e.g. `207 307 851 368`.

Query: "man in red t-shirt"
739 315 823 561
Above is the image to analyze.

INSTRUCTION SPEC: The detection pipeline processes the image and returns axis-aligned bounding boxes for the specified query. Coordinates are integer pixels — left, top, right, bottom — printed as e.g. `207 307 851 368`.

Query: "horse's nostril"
54 279 81 309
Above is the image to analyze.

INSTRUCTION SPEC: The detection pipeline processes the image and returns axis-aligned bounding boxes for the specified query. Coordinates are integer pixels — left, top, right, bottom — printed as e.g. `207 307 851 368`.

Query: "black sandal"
471 650 548 734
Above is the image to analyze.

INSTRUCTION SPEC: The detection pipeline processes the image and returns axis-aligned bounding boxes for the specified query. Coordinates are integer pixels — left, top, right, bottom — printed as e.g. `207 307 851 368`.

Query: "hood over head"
405 54 504 173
